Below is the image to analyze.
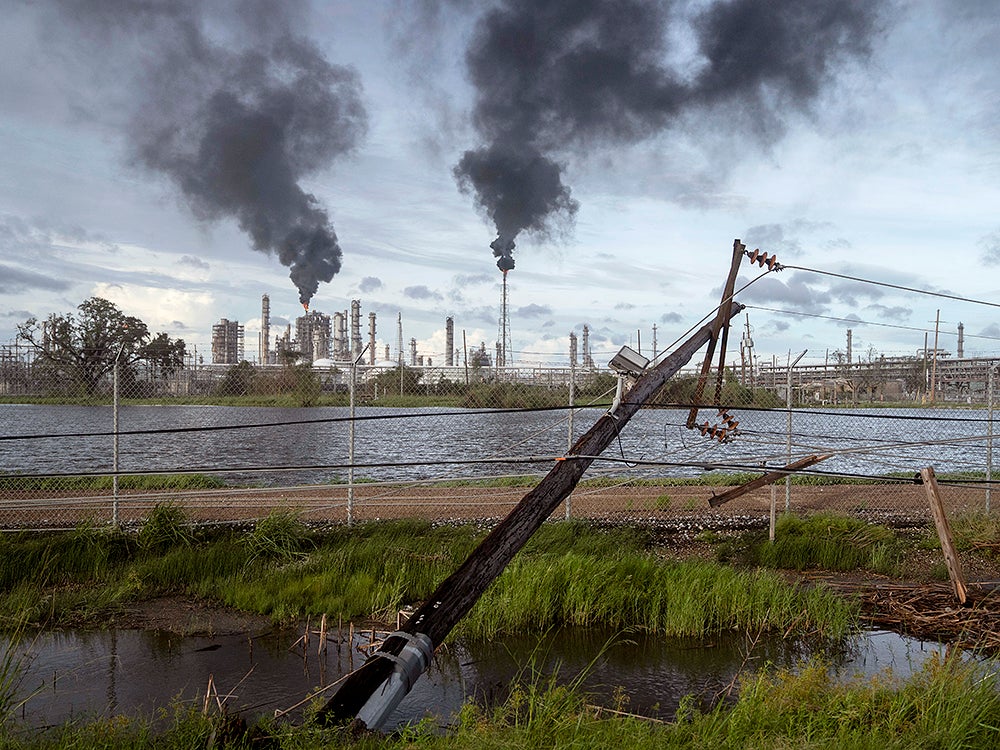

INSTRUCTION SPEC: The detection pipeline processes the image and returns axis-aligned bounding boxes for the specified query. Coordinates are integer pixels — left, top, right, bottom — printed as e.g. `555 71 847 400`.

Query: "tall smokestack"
368 312 377 365
569 331 578 368
260 293 270 365
410 337 418 367
582 325 592 369
446 317 455 367
351 300 362 358
958 322 965 359
397 313 403 368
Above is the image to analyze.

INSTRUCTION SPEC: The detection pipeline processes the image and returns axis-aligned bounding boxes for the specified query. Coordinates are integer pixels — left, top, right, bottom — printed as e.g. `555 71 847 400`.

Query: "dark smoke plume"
49 0 367 306
455 142 578 271
455 0 881 260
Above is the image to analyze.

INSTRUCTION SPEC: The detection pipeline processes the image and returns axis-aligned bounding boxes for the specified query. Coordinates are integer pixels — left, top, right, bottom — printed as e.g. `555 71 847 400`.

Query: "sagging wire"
0 403 586 443
570 454 1000 488
782 264 1000 311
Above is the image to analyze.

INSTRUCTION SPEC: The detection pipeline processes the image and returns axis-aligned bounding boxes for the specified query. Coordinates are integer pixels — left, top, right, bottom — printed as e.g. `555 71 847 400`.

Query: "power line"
745 304 1000 344
784 264 1000 311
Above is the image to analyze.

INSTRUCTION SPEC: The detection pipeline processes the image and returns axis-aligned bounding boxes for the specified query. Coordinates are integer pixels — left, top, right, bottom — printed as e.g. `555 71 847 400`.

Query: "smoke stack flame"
302 302 309 312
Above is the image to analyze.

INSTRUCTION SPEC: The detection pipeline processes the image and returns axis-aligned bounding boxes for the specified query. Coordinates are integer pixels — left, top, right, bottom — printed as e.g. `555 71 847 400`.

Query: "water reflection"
4 625 964 730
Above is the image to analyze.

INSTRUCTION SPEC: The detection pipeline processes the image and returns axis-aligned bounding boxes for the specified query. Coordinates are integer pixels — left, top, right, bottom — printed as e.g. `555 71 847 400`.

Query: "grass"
0 516 857 641
4 653 999 748
716 513 902 575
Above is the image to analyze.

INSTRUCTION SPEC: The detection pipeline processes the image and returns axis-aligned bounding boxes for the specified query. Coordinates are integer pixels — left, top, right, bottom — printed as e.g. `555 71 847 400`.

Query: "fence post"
113 358 120 527
988 364 995 513
565 361 575 521
785 350 807 513
347 360 356 526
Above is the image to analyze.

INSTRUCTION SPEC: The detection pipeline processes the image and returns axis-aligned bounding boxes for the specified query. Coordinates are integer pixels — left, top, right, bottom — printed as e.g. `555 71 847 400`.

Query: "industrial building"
211 318 244 364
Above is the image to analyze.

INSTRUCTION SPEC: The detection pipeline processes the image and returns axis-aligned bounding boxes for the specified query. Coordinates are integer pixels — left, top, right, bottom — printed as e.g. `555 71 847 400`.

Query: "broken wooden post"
708 454 831 507
317 301 745 729
921 466 967 605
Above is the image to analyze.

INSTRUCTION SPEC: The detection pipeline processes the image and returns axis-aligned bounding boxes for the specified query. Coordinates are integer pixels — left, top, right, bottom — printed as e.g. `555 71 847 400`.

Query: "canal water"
2 404 997 484
3 625 974 730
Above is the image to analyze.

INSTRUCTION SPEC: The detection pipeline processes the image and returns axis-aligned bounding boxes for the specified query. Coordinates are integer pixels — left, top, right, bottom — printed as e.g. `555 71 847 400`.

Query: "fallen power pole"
317 300 745 731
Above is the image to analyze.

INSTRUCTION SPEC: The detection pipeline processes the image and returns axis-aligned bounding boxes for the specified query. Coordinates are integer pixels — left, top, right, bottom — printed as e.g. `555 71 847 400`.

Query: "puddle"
1 625 980 729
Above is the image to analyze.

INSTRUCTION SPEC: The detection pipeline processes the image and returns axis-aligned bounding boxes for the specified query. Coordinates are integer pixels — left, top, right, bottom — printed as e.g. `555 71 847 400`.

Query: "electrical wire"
783 264 1000 311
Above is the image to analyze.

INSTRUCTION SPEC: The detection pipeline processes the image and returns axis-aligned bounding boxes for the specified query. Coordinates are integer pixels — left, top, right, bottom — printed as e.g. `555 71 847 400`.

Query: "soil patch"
109 595 274 636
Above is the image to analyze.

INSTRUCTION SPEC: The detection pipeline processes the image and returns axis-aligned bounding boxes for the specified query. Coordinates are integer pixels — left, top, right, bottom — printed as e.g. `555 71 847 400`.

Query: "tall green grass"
461 553 854 640
0 517 858 640
719 513 901 574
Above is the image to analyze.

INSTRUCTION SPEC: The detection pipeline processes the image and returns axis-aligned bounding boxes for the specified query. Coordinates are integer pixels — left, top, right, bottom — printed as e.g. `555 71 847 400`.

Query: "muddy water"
5 626 963 730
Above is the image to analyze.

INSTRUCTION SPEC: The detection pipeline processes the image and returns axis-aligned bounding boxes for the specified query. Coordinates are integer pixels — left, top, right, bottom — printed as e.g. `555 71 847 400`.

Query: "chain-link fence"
2 348 998 531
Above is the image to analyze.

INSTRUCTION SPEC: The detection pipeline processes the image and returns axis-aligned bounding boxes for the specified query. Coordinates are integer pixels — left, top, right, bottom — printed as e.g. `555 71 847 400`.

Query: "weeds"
242 510 312 566
137 503 196 552
721 513 901 574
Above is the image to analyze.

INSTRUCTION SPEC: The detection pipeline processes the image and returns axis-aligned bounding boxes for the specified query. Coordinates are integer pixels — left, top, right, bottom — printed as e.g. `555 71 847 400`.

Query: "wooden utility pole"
318 302 745 729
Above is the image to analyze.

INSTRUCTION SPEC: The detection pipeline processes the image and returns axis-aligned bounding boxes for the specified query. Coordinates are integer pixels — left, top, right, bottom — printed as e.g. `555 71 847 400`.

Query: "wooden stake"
317 301 744 727
921 466 967 605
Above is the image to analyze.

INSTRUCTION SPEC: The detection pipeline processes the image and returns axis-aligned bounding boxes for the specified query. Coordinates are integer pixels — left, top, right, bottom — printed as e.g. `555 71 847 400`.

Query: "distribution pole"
319 302 745 730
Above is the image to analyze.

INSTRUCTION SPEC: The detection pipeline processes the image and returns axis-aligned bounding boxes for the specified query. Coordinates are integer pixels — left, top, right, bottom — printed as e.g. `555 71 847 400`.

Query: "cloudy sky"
2 0 999 370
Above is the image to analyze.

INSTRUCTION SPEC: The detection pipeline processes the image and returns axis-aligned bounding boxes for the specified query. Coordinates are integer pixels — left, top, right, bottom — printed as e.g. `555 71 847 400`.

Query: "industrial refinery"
210 293 598 372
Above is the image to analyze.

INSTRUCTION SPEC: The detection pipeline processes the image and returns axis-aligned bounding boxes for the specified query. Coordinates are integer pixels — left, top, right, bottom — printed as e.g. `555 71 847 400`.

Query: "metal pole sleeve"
354 632 434 730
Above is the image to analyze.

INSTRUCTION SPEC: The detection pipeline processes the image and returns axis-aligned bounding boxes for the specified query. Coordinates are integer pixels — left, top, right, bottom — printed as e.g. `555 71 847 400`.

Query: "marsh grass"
720 513 901 574
242 510 312 565
462 553 855 640
920 511 1000 556
137 503 196 552
0 519 855 639
0 616 38 728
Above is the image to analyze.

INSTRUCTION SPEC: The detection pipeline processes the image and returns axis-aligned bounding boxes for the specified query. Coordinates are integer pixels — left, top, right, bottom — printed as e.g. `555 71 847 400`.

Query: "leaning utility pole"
318 300 745 731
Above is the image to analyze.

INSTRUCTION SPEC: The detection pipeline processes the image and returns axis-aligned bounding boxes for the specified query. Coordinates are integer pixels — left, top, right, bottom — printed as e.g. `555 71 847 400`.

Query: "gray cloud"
979 230 1000 266
359 276 384 293
0 264 72 294
403 285 443 300
736 272 832 314
517 303 552 317
179 255 210 271
660 311 683 324
828 279 884 306
864 303 911 322
452 272 494 286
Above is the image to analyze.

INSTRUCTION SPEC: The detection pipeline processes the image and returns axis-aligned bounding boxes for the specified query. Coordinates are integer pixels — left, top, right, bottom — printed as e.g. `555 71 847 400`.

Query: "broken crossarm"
708 454 832 507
